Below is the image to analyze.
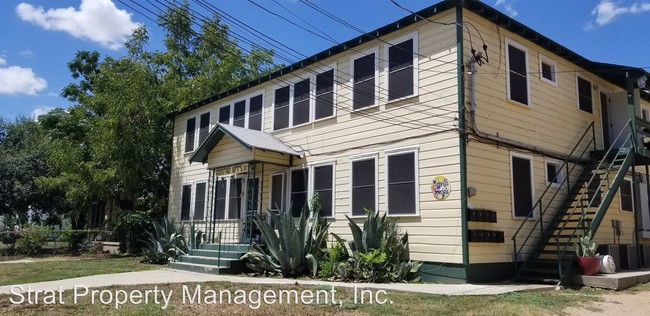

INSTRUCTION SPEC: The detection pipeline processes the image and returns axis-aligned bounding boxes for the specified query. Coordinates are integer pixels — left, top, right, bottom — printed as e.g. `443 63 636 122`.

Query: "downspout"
456 3 469 267
467 60 592 163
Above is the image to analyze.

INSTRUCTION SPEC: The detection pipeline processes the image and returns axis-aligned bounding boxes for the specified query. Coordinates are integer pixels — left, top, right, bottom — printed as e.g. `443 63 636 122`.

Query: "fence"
0 229 117 256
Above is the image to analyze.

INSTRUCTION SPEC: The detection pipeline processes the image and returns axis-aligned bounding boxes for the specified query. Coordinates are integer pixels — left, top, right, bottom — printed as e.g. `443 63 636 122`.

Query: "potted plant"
573 232 600 276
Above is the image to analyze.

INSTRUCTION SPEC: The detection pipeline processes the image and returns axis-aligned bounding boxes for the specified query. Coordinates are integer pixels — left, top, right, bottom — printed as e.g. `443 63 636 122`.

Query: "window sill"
385 93 418 105
507 99 531 109
512 215 537 220
273 115 337 133
540 78 558 87
386 213 420 218
350 103 380 113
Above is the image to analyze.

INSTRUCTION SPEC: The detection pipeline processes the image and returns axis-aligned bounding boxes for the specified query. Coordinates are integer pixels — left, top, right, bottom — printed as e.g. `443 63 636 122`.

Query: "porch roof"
189 124 302 164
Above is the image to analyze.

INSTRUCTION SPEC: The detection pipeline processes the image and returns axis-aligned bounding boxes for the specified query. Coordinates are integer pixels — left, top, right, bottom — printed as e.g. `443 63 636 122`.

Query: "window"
506 39 529 106
290 169 309 217
194 182 206 220
352 50 377 110
293 78 311 126
387 151 417 215
510 153 533 218
351 157 376 216
198 112 210 145
269 173 285 211
387 36 416 100
214 179 227 220
539 54 557 85
588 174 602 206
545 159 565 188
228 178 243 219
219 106 230 124
620 178 634 212
249 95 263 131
274 86 290 130
233 100 246 127
180 184 192 220
184 117 196 153
218 93 264 130
577 75 593 113
315 70 334 120
313 164 334 217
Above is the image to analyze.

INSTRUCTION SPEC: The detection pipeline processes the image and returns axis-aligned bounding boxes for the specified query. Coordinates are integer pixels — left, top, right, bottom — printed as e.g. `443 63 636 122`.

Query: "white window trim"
308 161 337 218
576 73 594 114
196 110 212 148
385 148 420 217
544 158 565 189
619 177 634 213
349 154 379 218
272 83 292 132
505 38 531 107
184 116 198 154
268 171 286 212
538 53 557 87
510 151 535 219
180 182 193 221
350 46 380 111
193 181 208 221
383 31 419 103
218 103 233 125
289 75 313 129
312 63 338 123
224 89 266 130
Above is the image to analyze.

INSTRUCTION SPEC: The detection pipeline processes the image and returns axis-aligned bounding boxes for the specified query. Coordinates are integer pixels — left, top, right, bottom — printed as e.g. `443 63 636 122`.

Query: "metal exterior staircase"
512 121 636 284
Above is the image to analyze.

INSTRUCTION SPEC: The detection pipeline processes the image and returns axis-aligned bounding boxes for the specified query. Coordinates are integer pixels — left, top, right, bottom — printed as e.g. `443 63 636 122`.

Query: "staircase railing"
555 120 635 282
512 122 596 276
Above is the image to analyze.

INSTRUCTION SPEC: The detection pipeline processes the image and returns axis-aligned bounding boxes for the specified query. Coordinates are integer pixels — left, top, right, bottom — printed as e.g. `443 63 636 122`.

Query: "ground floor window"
193 182 206 220
180 184 192 220
387 151 417 215
351 157 376 216
620 178 634 212
511 153 533 218
290 169 309 217
313 164 334 217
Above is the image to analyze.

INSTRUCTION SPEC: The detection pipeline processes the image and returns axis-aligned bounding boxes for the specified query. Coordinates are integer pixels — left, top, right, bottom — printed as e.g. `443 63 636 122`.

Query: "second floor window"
218 93 264 131
184 117 196 153
353 52 377 110
388 38 415 100
577 75 593 114
198 112 210 145
274 86 291 130
506 40 529 106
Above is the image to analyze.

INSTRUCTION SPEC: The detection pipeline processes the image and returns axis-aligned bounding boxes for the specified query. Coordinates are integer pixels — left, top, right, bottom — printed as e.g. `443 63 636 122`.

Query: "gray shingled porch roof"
189 124 302 164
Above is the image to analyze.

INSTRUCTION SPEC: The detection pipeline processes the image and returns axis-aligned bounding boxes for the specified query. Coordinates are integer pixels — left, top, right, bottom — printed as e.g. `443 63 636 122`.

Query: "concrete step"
168 262 229 274
199 243 250 253
179 255 241 267
190 249 246 259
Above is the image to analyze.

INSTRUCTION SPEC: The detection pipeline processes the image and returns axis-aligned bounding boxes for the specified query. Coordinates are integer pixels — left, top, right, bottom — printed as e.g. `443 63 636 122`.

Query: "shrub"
318 243 348 279
141 218 188 264
332 210 422 283
60 228 88 253
114 210 155 254
242 202 330 277
16 225 50 255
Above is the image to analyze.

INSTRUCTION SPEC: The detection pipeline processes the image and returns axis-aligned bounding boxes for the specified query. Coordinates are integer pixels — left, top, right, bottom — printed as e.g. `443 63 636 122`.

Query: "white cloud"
591 0 650 27
495 0 518 17
16 0 141 50
0 60 47 95
0 55 6 66
19 49 34 57
30 106 55 120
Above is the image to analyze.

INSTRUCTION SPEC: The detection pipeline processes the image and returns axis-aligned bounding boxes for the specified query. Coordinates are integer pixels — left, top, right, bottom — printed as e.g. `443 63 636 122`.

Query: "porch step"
190 249 244 260
169 243 251 275
199 243 250 253
179 255 244 267
169 262 230 274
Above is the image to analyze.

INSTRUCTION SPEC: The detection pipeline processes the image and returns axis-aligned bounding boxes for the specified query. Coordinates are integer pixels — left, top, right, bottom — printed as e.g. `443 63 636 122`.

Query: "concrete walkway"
0 268 554 296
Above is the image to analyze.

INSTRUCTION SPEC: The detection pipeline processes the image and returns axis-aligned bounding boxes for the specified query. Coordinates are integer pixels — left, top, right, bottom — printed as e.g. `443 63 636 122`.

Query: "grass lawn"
0 281 607 316
0 256 161 286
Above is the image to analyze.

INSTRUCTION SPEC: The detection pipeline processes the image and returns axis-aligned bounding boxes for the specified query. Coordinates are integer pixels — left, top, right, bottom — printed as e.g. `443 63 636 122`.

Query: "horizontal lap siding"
168 11 463 264
463 10 636 264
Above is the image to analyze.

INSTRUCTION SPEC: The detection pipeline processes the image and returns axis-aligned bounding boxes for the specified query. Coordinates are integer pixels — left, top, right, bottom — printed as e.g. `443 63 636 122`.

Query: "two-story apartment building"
167 0 650 283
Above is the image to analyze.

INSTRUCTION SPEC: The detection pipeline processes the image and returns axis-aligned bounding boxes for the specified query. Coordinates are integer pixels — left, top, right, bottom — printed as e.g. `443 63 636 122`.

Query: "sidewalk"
0 268 555 296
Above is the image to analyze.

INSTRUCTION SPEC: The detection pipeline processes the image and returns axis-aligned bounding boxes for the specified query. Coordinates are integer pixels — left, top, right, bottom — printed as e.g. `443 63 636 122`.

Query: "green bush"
114 210 155 254
332 209 422 283
318 243 348 279
16 225 50 255
60 228 88 253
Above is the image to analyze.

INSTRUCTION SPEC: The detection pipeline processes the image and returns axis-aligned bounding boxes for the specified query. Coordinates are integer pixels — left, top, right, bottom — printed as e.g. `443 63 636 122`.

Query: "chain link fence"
1 229 119 256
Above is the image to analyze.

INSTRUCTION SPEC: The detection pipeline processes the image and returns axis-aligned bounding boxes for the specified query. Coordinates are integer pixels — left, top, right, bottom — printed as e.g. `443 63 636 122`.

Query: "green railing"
511 122 596 277
555 120 635 282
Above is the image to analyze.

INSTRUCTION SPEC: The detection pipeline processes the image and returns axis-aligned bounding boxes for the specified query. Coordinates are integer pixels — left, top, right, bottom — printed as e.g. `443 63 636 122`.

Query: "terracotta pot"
577 256 600 276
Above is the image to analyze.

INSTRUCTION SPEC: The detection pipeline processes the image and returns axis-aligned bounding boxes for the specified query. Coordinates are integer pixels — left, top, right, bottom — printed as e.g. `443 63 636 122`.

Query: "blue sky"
1 0 649 120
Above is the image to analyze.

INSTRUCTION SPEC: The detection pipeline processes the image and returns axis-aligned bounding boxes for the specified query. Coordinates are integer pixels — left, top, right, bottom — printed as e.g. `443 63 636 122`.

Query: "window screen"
233 100 246 128
588 174 602 206
546 163 558 184
293 79 311 126
290 169 309 217
228 178 242 219
621 179 633 212
270 174 284 211
313 165 334 217
388 38 414 100
577 76 593 113
184 117 196 152
511 156 532 217
541 62 554 82
315 70 334 120
214 179 227 220
353 53 376 110
508 44 528 105
194 182 206 220
248 94 263 131
388 152 416 215
198 112 210 145
219 106 230 125
274 86 290 130
180 184 192 220
352 159 375 216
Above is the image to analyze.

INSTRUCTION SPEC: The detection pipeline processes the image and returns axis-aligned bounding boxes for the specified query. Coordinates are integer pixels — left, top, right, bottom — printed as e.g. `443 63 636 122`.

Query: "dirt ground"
565 290 650 315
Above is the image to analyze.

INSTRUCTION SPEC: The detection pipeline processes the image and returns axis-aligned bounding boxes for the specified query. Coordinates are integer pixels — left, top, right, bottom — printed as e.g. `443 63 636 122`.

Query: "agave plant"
141 218 188 264
241 202 330 277
332 209 422 282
